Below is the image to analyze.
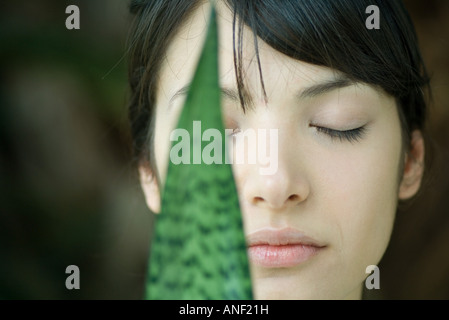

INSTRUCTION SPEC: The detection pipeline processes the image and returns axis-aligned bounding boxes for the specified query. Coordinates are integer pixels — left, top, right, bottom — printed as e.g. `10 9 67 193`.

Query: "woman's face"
140 3 423 299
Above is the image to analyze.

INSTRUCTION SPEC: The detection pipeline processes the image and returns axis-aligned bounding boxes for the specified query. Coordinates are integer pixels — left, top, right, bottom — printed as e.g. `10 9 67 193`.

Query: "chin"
254 289 316 300
252 280 317 300
253 278 363 300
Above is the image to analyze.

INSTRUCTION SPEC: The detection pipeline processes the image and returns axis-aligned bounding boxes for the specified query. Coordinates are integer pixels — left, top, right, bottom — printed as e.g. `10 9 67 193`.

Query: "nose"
242 163 310 210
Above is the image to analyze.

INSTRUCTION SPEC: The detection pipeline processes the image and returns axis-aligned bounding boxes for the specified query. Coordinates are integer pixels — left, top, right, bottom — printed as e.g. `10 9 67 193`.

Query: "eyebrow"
169 75 357 108
298 75 357 99
169 85 242 109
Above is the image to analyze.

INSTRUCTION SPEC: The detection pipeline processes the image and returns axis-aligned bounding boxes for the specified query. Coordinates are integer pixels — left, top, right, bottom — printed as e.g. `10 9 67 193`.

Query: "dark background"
0 0 448 299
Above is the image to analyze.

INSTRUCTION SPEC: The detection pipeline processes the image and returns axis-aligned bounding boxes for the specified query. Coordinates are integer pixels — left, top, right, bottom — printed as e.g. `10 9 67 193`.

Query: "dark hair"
127 0 430 176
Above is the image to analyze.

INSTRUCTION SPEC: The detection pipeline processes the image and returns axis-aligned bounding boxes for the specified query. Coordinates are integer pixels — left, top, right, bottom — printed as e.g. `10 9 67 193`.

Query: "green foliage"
146 5 253 300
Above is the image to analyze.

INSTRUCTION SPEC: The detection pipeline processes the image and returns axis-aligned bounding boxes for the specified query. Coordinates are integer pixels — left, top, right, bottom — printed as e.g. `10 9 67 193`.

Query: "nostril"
253 196 264 204
288 194 300 202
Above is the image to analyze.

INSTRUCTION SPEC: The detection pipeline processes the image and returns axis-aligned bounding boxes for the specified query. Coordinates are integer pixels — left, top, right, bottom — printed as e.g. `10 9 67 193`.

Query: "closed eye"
228 128 241 136
312 125 367 143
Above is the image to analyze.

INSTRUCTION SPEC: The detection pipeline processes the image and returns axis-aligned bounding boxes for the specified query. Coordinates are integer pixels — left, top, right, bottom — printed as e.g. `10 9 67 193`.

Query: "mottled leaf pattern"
146 5 253 300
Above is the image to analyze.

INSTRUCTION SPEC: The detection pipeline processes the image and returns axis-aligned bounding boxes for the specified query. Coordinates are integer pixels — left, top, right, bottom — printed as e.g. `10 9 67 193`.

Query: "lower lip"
248 244 322 268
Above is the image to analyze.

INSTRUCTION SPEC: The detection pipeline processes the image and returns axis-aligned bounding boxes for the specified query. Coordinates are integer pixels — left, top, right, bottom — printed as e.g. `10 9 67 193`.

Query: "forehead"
160 2 339 94
157 1 396 115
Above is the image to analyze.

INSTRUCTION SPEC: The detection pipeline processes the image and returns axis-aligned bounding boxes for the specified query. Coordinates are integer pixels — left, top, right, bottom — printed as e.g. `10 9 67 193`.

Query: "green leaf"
145 4 253 300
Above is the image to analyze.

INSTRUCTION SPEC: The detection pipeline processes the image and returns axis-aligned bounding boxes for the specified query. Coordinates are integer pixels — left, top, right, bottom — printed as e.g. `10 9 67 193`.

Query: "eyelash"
226 124 366 142
313 125 366 143
226 128 241 137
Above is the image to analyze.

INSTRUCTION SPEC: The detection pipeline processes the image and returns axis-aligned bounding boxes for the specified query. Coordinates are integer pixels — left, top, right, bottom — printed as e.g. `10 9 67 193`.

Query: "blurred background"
0 0 448 299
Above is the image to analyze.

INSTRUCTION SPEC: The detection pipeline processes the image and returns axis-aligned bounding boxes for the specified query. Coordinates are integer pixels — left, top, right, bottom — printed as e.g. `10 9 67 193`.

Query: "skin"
139 2 425 299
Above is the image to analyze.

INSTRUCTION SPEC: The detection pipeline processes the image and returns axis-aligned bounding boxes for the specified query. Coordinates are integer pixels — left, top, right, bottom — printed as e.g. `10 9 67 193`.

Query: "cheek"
153 107 179 184
317 129 402 274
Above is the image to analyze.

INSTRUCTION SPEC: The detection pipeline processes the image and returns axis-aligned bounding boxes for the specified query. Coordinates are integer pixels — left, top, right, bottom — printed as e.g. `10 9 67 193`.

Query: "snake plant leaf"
146 4 253 300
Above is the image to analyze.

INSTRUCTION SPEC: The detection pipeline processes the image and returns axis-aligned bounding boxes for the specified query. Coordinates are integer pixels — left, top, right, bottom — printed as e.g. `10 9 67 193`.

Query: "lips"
246 228 325 268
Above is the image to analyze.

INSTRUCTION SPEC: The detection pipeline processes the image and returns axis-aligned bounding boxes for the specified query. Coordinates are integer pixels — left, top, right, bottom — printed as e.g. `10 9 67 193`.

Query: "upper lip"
246 227 326 247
